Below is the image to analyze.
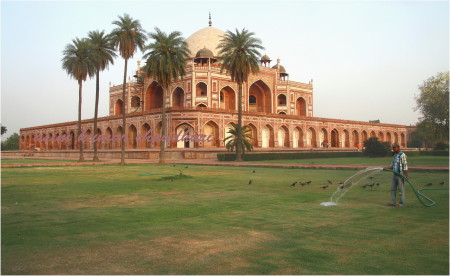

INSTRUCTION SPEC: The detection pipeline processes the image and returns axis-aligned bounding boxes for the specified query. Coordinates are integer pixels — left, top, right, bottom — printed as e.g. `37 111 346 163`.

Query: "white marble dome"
185 26 225 58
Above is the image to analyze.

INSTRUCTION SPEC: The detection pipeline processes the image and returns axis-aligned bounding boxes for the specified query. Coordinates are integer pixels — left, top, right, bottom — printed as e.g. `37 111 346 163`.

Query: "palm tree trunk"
93 70 100 162
235 82 243 162
121 58 128 165
77 80 84 162
159 86 167 165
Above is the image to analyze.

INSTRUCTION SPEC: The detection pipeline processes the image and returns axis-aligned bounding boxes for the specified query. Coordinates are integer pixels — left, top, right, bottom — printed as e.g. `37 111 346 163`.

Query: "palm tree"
217 28 264 161
111 14 147 165
61 38 97 162
143 27 190 165
224 123 254 154
88 30 117 162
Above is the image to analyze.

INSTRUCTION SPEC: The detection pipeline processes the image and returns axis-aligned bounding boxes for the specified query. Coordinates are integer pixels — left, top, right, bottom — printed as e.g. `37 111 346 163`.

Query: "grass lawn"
1 159 76 164
250 155 449 166
1 164 448 274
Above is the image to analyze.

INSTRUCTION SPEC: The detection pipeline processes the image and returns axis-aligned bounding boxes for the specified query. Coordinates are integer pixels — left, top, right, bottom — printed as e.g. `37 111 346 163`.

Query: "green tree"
111 14 147 165
1 133 19 151
415 72 449 147
88 30 117 162
217 28 264 161
363 137 390 157
224 123 254 155
143 27 190 165
62 38 97 162
1 125 7 135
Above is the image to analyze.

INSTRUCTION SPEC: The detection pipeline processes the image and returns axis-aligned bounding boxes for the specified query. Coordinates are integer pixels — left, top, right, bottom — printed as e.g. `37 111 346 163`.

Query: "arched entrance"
352 130 360 148
105 128 112 149
128 124 137 149
296 97 307 116
115 99 123 115
176 123 194 148
261 124 275 148
220 86 236 110
140 123 151 148
203 121 219 148
331 129 339 148
145 81 163 110
343 130 350 148
249 80 271 113
293 127 304 148
277 126 289 147
172 87 185 108
307 127 317 148
196 82 207 97
246 123 258 147
320 128 328 148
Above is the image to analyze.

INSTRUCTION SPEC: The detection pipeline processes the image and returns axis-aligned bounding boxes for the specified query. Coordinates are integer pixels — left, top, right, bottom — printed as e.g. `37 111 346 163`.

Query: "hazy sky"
1 0 449 140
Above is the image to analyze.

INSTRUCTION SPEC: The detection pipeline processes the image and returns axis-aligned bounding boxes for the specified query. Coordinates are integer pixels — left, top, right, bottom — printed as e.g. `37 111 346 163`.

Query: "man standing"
385 142 408 207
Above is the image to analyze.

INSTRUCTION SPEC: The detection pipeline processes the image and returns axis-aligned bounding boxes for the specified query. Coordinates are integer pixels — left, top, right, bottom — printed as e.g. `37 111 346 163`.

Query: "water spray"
321 167 449 207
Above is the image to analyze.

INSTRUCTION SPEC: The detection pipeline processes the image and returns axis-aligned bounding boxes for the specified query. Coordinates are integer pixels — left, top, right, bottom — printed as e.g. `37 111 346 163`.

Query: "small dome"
272 64 286 73
196 47 214 58
261 54 271 62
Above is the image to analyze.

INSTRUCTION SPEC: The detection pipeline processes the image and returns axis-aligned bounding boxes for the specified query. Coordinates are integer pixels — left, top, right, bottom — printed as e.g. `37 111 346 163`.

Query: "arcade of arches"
21 120 407 151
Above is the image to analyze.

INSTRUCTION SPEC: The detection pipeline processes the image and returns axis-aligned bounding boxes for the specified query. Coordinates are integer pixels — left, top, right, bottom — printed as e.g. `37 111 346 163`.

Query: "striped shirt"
391 151 408 174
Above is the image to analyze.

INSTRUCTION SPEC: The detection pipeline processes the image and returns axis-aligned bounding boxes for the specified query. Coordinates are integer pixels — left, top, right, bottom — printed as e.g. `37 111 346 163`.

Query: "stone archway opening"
249 80 271 113
146 81 163 110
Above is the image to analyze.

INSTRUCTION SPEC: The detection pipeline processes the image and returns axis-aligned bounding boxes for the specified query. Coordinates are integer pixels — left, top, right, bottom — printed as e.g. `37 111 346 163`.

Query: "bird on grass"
338 185 345 189
173 164 176 167
368 176 375 180
361 184 368 189
338 182 344 185
440 181 445 185
185 166 189 169
367 184 375 188
252 170 256 173
320 185 329 190
376 183 380 187
300 182 306 187
179 170 183 175
305 181 312 184
290 182 297 187
248 180 252 185
426 183 432 187
327 180 333 185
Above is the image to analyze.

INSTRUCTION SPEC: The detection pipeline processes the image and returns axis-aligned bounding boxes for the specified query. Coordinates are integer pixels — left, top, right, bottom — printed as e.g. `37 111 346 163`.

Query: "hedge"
217 151 364 161
217 150 449 161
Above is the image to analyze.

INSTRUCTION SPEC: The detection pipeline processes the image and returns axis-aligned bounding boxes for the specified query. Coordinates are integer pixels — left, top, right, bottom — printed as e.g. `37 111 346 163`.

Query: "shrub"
363 137 390 157
434 141 449 150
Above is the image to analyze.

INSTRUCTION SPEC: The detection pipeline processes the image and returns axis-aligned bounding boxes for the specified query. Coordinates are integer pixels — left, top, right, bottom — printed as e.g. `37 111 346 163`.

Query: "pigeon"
173 164 176 167
376 183 380 187
300 182 306 187
426 183 432 187
179 170 183 175
185 166 189 169
290 182 297 187
320 185 329 190
306 181 312 184
440 182 445 185
367 184 374 188
338 182 344 185
338 185 344 189
248 180 252 185
252 170 256 173
327 180 333 185
361 184 367 189
368 176 375 180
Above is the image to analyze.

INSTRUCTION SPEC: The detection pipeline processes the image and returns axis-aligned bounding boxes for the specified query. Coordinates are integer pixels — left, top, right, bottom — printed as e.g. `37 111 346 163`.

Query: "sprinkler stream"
321 167 449 207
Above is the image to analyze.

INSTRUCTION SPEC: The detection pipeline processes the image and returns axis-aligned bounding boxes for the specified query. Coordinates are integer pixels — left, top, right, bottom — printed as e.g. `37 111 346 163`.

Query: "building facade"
19 24 411 155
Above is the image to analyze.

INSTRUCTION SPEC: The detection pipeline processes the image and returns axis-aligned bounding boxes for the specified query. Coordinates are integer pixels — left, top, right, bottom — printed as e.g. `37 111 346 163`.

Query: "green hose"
383 169 449 207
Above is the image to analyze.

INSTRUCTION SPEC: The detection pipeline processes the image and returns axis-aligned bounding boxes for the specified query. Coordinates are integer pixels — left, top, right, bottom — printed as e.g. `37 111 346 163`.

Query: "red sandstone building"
19 24 413 159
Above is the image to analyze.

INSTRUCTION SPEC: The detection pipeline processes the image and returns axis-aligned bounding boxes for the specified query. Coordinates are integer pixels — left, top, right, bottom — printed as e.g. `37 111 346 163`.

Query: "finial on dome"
208 12 212 26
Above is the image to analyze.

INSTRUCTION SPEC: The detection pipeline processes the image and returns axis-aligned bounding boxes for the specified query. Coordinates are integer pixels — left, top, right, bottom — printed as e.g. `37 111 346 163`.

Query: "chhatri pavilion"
19 20 414 159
